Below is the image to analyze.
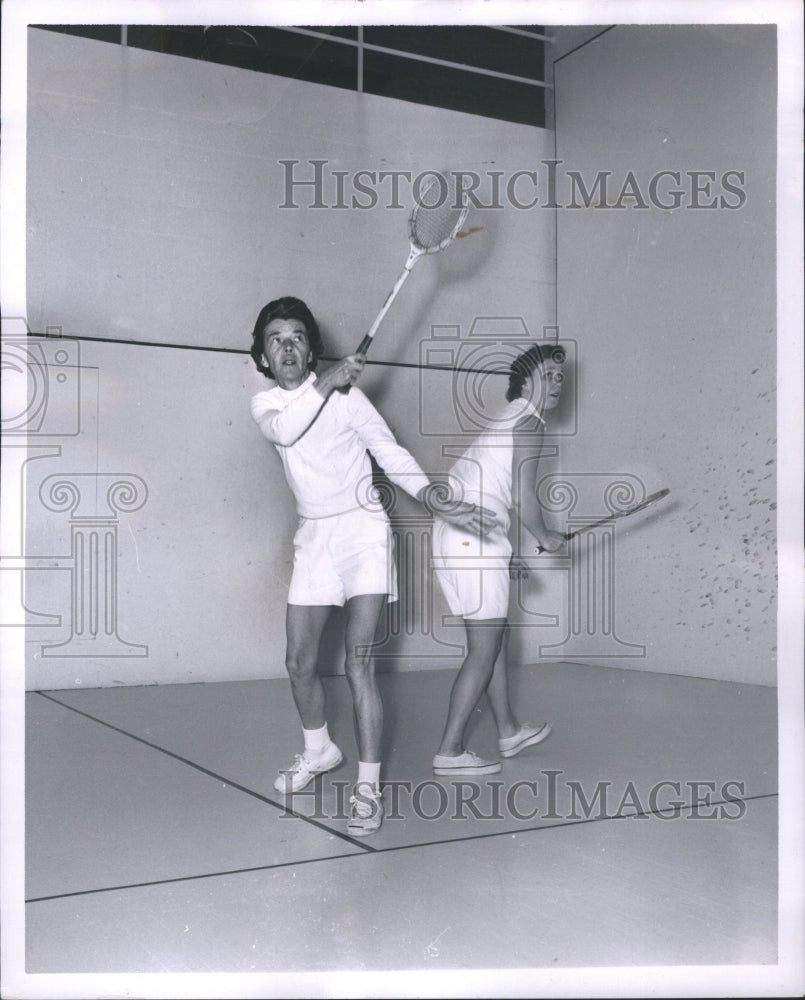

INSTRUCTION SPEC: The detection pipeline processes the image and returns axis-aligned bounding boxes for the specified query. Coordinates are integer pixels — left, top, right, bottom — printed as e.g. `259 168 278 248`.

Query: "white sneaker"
273 742 343 794
498 723 552 759
432 749 501 775
347 784 384 837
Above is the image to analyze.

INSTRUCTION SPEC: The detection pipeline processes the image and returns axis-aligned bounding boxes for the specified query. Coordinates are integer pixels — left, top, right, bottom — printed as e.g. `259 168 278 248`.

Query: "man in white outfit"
250 297 496 835
430 343 568 776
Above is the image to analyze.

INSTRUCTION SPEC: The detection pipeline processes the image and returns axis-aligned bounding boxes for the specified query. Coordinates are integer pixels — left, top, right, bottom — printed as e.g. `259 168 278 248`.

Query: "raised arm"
251 355 366 445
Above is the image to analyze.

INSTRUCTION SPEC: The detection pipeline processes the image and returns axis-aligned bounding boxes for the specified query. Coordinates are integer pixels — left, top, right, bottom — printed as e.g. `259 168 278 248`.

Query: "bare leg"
285 603 332 729
437 618 506 757
485 625 520 740
343 593 387 763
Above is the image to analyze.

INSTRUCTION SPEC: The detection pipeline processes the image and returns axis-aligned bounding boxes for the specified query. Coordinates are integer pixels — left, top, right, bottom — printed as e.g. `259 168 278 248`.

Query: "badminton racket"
354 172 470 356
535 488 670 553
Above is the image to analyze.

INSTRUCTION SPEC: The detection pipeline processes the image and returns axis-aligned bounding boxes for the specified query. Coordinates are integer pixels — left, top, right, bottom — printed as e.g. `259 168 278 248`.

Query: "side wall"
552 25 777 684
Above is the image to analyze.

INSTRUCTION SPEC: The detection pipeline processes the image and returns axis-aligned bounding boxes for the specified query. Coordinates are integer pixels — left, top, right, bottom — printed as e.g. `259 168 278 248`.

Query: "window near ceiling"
33 23 549 127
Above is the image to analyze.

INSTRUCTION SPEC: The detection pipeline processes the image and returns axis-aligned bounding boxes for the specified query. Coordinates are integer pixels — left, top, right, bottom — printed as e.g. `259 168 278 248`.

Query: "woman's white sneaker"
432 750 501 775
498 723 552 759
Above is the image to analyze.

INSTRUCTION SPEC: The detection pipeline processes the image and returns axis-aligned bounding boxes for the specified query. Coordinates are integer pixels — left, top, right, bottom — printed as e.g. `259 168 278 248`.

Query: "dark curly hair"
250 297 325 379
506 343 566 402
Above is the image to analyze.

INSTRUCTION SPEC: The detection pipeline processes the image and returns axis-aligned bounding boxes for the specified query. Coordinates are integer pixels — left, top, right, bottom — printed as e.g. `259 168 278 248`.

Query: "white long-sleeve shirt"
446 398 543 530
251 373 431 518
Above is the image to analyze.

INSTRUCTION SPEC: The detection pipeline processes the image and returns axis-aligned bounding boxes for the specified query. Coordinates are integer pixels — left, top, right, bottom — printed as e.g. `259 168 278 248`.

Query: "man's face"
263 318 312 390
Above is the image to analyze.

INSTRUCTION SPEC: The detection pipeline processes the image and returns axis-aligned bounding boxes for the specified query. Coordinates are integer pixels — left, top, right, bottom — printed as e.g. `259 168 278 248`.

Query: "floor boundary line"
27 685 778 904
35 691 379 854
27 791 779 904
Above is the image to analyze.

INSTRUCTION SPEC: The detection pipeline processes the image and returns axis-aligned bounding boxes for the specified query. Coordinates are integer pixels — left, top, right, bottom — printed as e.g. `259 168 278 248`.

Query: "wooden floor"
15 661 786 995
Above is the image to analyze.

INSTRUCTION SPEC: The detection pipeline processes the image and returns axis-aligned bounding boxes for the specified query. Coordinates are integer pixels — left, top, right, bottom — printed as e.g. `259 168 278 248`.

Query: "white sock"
303 724 330 755
357 760 381 795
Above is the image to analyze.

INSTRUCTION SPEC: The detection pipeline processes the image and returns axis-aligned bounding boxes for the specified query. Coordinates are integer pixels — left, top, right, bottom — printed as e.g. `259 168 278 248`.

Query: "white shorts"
288 508 398 606
431 518 511 621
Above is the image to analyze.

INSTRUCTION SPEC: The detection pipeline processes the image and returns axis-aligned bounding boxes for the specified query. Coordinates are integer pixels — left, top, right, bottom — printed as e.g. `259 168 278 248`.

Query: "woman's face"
524 360 565 411
263 318 313 390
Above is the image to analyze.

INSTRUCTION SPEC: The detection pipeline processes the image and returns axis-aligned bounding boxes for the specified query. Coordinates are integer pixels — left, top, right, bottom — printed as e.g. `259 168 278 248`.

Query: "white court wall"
22 29 557 688
551 25 777 684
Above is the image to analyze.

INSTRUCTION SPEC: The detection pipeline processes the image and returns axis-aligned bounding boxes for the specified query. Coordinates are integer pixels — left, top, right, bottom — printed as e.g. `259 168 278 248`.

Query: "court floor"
23 660 778 985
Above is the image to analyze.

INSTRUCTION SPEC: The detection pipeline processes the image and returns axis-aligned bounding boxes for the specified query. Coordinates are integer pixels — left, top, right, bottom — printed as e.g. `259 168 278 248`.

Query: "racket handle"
337 332 376 393
355 333 374 355
535 532 573 555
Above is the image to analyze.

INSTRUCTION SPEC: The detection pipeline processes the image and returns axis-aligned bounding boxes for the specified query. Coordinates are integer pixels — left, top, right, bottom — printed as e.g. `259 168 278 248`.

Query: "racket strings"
410 175 468 252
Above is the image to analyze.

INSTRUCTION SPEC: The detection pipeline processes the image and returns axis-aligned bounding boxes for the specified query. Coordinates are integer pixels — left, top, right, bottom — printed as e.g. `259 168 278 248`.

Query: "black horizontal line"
28 330 242 356
25 331 513 376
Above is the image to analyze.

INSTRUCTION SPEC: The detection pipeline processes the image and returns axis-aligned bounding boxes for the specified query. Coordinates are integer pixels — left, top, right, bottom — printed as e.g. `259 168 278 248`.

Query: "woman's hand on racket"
535 528 567 553
315 354 366 397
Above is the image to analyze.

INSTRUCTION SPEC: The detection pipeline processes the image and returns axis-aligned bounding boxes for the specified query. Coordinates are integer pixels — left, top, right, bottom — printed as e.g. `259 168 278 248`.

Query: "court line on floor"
24 851 368 904
29 686 779 902
34 691 379 853
27 791 778 904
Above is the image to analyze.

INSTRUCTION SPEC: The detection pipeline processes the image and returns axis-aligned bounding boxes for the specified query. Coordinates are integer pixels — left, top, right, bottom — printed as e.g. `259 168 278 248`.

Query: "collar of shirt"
275 371 317 399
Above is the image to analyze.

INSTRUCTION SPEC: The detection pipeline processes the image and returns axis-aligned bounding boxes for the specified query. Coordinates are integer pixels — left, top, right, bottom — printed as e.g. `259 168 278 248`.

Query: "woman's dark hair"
250 297 324 379
506 343 566 401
